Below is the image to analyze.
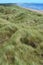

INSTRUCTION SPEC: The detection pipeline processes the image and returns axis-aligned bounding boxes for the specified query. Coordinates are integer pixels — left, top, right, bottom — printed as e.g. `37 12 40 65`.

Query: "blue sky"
0 0 43 3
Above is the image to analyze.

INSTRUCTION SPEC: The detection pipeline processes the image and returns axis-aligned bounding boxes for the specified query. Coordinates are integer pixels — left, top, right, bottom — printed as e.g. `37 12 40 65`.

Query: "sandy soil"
27 8 43 14
21 6 43 14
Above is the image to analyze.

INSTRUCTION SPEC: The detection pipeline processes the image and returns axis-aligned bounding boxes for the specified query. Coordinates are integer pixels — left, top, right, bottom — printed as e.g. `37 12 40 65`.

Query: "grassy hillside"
0 4 43 65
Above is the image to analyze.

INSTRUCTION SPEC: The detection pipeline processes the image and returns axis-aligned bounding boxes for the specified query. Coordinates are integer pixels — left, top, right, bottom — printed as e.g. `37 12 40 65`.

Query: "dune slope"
0 5 43 65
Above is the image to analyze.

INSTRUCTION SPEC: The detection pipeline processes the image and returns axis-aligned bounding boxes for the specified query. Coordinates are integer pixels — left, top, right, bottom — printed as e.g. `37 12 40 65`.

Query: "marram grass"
0 4 43 65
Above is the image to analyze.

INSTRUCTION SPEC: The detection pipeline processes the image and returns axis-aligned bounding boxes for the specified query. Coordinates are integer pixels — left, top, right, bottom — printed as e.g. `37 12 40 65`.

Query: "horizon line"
0 2 43 4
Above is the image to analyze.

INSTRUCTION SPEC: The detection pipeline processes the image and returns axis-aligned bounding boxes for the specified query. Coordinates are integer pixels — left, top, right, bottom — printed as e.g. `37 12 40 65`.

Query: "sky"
0 0 43 3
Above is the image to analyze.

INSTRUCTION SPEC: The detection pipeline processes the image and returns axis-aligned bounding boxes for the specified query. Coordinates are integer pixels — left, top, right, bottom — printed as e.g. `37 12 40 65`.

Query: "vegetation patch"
0 4 43 65
20 35 38 48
